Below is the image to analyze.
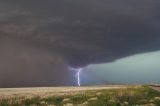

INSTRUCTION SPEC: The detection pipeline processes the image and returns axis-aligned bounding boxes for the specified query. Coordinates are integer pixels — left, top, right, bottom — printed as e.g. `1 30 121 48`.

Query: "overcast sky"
0 0 160 87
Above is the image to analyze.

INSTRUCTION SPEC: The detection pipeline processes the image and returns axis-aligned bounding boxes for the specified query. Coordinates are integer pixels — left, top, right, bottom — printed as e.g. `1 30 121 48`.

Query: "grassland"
0 85 160 106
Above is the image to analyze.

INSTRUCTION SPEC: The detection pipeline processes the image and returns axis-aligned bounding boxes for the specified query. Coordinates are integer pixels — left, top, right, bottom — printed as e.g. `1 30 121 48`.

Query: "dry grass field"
0 85 160 106
0 85 126 99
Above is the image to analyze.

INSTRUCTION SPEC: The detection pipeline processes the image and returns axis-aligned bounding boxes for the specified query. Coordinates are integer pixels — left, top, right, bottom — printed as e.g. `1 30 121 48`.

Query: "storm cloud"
0 0 160 87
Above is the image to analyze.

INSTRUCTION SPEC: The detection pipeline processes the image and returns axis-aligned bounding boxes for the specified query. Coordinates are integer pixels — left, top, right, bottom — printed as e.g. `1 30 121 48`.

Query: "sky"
0 0 160 87
81 51 160 85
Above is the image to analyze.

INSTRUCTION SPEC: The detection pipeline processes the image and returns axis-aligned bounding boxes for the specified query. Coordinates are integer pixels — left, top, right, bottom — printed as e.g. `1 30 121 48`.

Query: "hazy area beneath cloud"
86 51 160 85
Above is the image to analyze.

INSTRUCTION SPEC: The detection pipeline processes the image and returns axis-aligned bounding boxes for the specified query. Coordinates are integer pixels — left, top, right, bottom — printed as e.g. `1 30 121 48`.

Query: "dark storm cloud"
0 0 160 87
0 38 72 87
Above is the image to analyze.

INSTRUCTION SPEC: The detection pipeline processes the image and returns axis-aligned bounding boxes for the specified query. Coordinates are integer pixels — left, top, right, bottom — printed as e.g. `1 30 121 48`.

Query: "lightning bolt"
77 68 82 86
69 67 83 86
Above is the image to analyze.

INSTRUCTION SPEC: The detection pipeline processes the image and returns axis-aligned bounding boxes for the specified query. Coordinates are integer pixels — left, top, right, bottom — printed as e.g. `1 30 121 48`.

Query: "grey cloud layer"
0 0 160 87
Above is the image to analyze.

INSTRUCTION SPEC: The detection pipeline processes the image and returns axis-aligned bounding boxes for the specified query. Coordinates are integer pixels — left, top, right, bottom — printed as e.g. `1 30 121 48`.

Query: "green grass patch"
22 97 41 106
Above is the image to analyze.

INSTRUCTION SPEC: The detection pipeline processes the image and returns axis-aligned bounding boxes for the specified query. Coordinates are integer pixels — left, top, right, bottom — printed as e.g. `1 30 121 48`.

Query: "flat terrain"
151 86 160 92
0 85 126 99
0 85 160 106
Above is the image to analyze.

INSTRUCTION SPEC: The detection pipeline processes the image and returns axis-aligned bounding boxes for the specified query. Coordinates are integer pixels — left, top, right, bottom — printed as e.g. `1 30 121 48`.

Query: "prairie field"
0 85 160 106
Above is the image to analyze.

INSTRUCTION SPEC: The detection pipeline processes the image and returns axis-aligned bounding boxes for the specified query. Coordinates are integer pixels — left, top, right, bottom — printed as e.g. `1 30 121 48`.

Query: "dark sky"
0 0 160 87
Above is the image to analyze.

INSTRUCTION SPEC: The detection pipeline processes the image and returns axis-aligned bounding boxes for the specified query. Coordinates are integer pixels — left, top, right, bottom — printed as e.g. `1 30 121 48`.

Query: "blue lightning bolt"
77 68 82 86
69 67 83 86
